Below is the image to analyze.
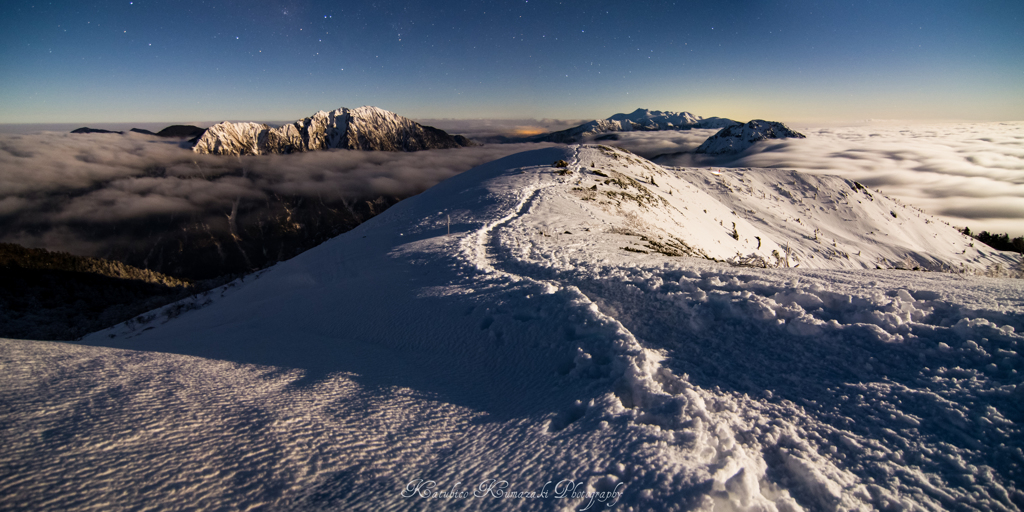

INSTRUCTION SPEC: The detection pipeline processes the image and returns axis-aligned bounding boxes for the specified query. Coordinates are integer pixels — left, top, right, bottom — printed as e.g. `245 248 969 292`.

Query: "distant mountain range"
70 107 807 157
71 125 207 139
192 106 476 155
544 108 740 142
475 108 742 144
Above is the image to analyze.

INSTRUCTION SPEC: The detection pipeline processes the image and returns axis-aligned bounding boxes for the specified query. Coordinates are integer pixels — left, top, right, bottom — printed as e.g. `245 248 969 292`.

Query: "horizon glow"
1 0 1022 124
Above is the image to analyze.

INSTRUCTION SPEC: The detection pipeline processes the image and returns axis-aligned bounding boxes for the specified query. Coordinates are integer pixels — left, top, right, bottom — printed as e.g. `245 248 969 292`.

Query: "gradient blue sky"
2 0 1022 124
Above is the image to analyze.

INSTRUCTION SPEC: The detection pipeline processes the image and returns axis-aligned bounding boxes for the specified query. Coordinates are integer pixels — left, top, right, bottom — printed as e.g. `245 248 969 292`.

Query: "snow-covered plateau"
2 145 1022 511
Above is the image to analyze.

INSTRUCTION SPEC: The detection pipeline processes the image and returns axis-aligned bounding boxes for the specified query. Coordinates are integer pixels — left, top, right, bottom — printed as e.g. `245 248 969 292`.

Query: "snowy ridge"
608 108 703 128
608 108 736 130
669 167 1013 272
536 108 739 142
4 146 1022 511
491 145 1012 274
697 120 807 155
192 106 474 155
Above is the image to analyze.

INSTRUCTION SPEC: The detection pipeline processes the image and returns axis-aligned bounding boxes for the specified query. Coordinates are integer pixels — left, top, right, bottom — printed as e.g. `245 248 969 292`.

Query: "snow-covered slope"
193 106 475 155
466 145 1010 273
667 167 1012 272
3 146 1022 511
537 108 739 143
697 120 807 155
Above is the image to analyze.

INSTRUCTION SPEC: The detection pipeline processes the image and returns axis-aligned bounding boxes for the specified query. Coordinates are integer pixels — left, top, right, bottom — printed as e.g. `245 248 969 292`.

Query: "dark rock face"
77 193 401 280
73 126 207 139
156 125 207 139
0 243 195 341
696 120 806 155
71 127 123 134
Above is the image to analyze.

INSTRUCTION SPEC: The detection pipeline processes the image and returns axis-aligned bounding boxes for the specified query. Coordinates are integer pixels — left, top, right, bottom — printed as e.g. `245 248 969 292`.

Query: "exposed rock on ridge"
193 106 476 156
532 108 739 143
696 120 806 155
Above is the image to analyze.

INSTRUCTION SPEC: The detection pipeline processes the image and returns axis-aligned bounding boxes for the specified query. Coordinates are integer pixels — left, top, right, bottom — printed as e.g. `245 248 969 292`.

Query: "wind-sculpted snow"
3 146 1022 510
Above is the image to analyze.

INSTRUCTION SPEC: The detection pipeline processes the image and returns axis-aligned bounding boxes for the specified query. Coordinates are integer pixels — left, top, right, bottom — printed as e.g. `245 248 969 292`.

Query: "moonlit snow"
2 146 1022 511
647 121 1024 238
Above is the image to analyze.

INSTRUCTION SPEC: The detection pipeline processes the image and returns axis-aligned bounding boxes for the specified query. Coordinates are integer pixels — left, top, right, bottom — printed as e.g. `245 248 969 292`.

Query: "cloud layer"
579 129 720 159
0 131 554 259
415 118 589 140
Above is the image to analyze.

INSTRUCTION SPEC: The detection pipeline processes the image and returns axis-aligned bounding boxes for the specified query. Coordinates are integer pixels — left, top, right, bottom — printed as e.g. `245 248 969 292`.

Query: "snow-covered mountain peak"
607 108 702 128
192 106 475 155
533 109 740 142
696 119 806 155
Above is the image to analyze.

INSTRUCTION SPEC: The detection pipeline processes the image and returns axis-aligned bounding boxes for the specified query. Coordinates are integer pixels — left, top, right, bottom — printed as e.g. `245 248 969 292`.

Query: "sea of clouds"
0 130 554 255
417 118 588 140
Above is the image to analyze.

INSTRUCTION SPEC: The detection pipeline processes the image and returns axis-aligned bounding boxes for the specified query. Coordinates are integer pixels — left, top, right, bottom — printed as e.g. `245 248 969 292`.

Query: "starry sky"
1 0 1022 124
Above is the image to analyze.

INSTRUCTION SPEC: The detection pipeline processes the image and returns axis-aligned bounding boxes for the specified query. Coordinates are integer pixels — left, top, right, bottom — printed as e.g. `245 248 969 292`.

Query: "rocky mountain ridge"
696 119 806 154
192 106 476 156
531 108 739 143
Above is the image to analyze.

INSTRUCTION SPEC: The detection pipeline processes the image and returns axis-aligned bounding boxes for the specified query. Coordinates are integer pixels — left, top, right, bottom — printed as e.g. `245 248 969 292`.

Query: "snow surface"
3 146 1023 511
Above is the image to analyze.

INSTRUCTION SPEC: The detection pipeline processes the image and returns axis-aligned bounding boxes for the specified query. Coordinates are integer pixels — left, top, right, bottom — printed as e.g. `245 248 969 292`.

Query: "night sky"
1 0 1022 123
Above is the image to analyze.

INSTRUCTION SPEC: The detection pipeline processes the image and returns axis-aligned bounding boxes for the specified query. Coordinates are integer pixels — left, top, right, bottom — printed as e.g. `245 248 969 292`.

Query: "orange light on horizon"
511 127 546 136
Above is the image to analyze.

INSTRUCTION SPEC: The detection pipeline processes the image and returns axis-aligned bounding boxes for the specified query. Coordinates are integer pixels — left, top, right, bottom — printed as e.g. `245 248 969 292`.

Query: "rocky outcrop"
696 120 806 155
531 108 739 143
193 106 476 155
